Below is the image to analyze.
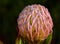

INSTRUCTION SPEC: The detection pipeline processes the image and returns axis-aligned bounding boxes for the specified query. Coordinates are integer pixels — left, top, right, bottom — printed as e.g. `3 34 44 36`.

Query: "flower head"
17 4 53 42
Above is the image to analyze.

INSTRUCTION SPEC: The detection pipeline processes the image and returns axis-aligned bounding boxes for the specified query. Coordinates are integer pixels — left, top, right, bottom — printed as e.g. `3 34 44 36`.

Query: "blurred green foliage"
0 0 60 44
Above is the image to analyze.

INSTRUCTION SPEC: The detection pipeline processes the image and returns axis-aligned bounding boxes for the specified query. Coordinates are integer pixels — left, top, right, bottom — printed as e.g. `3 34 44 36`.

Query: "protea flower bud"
17 4 53 44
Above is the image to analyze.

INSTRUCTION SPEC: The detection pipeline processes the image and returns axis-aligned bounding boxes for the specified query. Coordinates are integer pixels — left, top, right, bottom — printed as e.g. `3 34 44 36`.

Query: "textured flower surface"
17 4 53 43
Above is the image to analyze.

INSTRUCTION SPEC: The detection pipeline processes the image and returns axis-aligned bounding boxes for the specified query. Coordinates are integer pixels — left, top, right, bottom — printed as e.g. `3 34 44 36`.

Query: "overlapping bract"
17 4 53 42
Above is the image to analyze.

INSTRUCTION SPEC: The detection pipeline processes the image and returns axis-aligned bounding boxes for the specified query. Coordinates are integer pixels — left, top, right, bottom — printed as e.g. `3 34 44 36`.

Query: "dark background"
0 0 60 44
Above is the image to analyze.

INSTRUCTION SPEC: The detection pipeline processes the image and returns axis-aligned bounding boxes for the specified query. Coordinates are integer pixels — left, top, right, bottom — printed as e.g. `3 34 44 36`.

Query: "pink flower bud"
17 4 53 42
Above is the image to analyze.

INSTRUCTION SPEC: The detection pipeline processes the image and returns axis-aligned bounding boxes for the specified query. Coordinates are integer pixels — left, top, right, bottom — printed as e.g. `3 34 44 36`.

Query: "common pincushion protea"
17 4 53 43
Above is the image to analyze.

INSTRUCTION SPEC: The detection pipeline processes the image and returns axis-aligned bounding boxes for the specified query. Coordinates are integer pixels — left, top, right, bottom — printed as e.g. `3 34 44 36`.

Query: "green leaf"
44 33 52 44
